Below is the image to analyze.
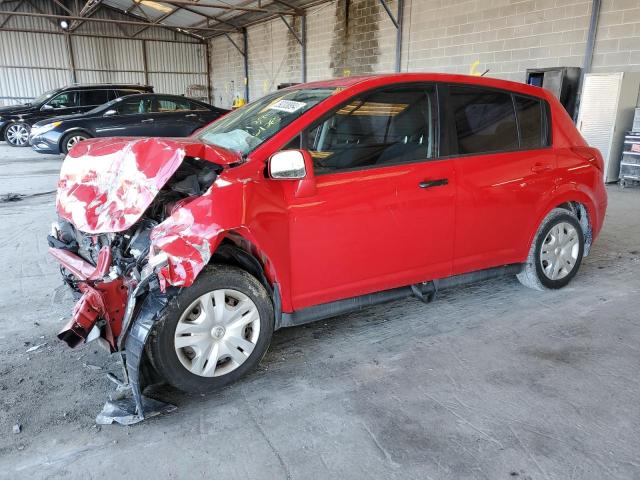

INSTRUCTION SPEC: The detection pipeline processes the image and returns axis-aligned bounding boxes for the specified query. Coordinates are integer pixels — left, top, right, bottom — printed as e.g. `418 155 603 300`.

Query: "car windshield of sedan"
196 88 335 155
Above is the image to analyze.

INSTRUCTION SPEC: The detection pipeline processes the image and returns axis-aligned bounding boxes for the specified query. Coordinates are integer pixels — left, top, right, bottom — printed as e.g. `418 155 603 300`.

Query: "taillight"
571 146 604 172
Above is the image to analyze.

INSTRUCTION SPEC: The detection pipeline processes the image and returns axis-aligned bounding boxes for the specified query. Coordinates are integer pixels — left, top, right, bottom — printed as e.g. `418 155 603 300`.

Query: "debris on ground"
2 193 25 203
1 190 56 203
25 343 47 353
13 424 21 434
84 363 102 371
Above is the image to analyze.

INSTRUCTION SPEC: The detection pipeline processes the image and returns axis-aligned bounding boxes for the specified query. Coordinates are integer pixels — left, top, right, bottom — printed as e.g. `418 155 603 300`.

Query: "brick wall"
402 0 592 82
208 0 640 105
592 0 640 72
246 18 303 101
210 33 245 109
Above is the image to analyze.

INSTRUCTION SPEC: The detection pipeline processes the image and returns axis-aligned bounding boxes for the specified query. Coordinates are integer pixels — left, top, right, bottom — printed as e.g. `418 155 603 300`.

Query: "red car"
49 73 607 422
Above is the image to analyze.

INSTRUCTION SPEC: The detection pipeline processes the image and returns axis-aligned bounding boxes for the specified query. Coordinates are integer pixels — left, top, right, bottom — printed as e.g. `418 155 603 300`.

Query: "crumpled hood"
56 136 240 234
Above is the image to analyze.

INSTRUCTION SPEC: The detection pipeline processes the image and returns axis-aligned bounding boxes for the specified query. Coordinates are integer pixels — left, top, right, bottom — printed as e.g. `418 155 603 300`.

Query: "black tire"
517 208 585 290
61 131 91 154
147 264 274 394
4 122 30 147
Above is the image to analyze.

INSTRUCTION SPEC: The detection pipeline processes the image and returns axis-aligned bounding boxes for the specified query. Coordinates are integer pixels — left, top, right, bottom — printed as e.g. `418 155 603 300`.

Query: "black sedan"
29 94 228 154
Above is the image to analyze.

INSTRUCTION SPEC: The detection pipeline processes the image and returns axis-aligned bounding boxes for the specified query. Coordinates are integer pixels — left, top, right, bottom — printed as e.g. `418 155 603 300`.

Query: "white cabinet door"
577 73 621 182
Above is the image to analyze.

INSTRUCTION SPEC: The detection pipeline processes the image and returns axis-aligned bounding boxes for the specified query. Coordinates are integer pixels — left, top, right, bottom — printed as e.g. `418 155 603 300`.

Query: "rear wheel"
147 265 274 394
517 208 584 290
4 123 30 147
62 132 91 154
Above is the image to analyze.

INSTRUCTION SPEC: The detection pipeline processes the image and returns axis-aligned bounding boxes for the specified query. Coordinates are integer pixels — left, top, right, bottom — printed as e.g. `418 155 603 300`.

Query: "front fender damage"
149 176 245 290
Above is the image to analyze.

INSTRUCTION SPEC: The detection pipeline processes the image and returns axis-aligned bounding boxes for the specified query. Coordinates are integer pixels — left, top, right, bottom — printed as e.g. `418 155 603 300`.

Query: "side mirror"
41 104 53 111
268 150 316 197
269 150 307 179
103 109 117 117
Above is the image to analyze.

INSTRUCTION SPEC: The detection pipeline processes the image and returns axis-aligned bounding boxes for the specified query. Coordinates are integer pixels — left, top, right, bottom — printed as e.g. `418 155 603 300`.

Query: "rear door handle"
419 178 449 189
141 118 154 123
531 163 552 173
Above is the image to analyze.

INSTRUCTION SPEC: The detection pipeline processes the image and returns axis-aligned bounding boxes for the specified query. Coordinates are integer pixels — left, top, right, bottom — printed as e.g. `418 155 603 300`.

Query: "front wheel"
146 265 274 394
4 122 30 146
61 132 91 154
517 208 585 290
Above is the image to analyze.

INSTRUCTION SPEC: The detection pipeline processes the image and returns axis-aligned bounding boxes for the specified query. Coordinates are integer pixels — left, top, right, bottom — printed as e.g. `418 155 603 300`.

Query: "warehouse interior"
2 0 640 109
1 0 640 478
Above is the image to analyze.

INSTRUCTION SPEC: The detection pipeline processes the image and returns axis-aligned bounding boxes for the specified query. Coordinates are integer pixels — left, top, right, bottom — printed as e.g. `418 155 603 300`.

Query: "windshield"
32 88 59 106
196 88 335 155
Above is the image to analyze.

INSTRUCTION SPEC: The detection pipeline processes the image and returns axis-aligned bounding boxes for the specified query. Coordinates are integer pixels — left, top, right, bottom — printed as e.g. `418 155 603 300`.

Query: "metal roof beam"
23 0 61 28
130 3 180 37
51 0 73 14
171 3 240 31
272 0 303 15
146 0 297 15
68 0 103 32
0 0 24 28
0 9 238 31
278 14 301 45
0 24 201 42
223 32 244 55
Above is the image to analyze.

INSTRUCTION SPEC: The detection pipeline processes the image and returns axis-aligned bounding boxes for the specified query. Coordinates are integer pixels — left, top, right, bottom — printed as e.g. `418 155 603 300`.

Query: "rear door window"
81 89 110 107
152 98 191 112
449 86 518 155
115 98 150 115
304 86 437 174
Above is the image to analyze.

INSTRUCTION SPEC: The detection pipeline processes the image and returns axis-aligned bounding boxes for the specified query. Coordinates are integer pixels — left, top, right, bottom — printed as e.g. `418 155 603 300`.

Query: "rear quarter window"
449 85 519 155
514 95 550 149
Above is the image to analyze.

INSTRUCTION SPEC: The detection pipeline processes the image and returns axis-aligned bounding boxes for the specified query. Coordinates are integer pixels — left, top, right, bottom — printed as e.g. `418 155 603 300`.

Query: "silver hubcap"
66 135 86 151
174 289 261 378
6 124 29 146
540 222 579 280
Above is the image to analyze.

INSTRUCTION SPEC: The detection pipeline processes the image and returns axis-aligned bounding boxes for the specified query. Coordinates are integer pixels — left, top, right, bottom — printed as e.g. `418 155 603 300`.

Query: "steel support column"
395 0 403 72
301 14 307 83
582 0 601 78
205 41 212 103
243 27 249 102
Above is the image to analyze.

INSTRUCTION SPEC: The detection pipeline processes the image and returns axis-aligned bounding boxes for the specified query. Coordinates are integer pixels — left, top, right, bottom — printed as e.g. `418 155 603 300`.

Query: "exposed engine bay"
48 157 220 351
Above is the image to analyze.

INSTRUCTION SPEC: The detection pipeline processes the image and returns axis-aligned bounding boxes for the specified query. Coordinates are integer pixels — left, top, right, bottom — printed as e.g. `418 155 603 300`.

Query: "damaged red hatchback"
50 73 607 420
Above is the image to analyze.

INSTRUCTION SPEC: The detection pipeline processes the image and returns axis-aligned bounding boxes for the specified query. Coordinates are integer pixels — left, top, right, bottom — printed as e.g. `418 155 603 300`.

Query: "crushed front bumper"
49 242 176 424
49 246 126 351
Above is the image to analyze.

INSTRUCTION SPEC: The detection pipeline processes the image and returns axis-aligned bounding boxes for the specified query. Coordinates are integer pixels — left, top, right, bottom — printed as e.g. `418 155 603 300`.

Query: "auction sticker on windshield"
268 99 306 113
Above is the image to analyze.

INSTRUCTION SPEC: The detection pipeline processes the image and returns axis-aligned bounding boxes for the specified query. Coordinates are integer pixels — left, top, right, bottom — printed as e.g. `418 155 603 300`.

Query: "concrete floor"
0 143 639 479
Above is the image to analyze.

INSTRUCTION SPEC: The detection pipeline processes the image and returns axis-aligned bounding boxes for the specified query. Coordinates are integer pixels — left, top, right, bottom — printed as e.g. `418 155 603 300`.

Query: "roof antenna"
480 69 490 77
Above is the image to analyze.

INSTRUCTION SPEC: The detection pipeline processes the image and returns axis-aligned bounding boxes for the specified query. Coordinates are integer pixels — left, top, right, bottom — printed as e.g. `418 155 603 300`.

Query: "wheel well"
556 201 593 256
210 238 274 296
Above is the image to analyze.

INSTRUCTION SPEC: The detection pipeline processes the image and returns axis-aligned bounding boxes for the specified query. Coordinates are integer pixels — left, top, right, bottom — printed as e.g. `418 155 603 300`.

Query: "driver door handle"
141 118 154 123
185 113 197 118
531 162 552 173
419 178 449 189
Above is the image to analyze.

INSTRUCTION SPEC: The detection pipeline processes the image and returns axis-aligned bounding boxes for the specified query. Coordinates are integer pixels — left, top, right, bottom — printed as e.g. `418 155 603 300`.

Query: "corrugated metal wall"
0 1 208 106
